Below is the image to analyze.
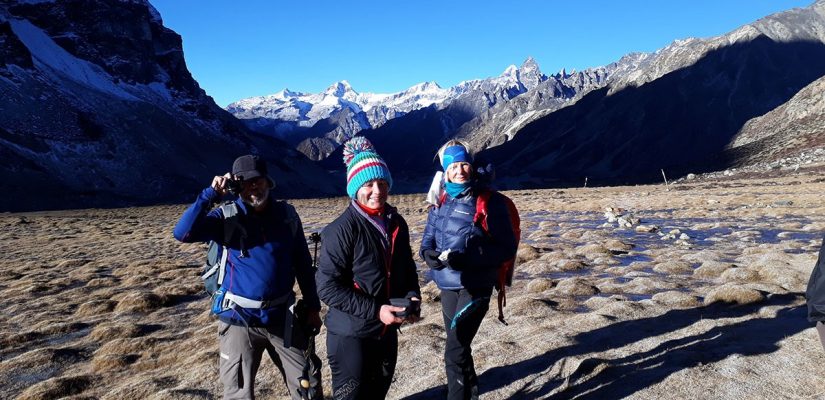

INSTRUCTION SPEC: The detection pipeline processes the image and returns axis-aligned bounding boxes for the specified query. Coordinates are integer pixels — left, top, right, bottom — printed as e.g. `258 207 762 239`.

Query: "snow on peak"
9 18 137 100
501 64 519 78
324 80 356 97
521 56 539 70
408 81 442 93
275 88 300 99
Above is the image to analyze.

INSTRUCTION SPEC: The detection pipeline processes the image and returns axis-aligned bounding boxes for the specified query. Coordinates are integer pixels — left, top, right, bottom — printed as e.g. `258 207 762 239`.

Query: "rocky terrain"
226 58 557 160
0 0 336 212
3 164 825 399
482 6 825 188
280 1 825 192
4 0 824 213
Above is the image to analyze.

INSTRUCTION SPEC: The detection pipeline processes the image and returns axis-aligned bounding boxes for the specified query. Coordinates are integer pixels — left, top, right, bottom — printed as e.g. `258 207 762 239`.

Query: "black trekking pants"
326 330 398 400
441 288 490 400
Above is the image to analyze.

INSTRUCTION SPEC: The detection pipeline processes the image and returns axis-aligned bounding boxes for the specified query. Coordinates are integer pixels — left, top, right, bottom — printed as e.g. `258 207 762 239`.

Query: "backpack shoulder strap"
220 202 238 218
217 202 246 285
219 202 245 244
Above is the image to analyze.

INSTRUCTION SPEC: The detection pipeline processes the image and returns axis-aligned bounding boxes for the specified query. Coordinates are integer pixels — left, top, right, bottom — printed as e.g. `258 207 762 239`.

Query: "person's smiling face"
356 179 389 209
446 162 472 183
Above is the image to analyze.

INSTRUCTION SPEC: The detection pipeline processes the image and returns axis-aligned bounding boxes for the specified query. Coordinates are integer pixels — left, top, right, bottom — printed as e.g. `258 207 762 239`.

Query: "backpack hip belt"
224 290 293 309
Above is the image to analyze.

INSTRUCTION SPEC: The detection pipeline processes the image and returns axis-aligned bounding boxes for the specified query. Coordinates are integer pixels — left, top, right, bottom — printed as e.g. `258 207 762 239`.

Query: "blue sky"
149 0 813 107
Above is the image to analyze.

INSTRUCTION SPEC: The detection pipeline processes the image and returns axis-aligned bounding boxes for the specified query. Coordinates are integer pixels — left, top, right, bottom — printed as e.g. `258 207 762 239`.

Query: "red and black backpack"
473 190 521 324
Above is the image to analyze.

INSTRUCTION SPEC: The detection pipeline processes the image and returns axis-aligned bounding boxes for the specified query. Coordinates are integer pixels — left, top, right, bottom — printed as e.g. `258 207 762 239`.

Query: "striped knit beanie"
342 137 393 198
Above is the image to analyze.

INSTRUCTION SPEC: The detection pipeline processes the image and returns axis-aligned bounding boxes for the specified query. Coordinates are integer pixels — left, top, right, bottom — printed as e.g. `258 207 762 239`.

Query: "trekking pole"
309 232 321 268
297 336 316 399
294 299 318 400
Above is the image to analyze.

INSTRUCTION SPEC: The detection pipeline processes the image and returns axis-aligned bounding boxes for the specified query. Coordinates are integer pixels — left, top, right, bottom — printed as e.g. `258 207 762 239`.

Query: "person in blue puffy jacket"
173 155 322 400
420 140 518 400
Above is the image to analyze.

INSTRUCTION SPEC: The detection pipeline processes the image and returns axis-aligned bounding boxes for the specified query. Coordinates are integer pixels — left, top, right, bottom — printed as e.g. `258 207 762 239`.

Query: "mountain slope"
0 0 335 211
479 1 825 187
227 58 552 160
725 74 825 165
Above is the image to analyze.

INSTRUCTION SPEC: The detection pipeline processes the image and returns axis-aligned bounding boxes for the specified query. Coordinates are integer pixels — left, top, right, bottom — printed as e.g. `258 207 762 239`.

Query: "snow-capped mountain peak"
516 56 545 90
501 64 519 78
520 56 540 71
273 88 301 100
408 80 442 93
227 58 552 159
324 80 356 97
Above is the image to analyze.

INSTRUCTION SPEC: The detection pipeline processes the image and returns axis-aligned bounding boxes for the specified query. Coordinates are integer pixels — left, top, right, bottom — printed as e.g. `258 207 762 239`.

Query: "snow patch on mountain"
9 18 138 100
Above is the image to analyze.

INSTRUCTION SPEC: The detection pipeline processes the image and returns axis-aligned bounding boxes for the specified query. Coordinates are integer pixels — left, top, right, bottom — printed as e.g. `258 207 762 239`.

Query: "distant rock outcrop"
725 73 825 165
0 0 336 211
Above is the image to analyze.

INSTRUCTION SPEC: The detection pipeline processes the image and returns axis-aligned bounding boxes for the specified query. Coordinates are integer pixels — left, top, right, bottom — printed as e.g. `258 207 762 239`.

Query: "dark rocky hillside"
0 0 335 212
482 36 825 187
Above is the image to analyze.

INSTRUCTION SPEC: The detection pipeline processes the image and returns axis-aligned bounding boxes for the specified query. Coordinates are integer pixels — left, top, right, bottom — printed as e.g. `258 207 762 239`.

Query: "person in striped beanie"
316 136 421 399
344 136 394 200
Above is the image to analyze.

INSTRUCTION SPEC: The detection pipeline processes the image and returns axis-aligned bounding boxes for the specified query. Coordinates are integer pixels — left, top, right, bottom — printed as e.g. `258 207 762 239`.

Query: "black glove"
446 251 468 270
422 249 444 270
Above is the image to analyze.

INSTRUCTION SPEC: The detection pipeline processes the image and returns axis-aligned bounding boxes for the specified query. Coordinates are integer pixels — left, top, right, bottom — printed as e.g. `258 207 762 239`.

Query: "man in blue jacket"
174 155 322 400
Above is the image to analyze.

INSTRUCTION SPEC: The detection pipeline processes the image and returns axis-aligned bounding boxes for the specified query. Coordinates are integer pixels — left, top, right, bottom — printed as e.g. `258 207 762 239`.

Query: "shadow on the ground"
404 293 807 399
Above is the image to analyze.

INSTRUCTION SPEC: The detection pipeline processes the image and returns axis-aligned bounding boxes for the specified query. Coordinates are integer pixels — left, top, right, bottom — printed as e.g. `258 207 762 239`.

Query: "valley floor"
3 164 825 399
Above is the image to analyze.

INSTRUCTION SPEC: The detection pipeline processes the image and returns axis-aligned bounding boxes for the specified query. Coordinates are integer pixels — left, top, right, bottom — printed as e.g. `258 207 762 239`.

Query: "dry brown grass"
4 169 825 398
17 374 93 400
526 278 553 293
653 260 694 274
516 243 540 263
555 278 600 296
694 261 734 278
704 284 766 305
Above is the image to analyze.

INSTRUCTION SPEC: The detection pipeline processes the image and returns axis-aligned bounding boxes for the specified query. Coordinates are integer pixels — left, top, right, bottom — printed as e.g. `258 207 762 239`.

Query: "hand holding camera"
379 293 422 325
390 297 421 319
211 173 244 196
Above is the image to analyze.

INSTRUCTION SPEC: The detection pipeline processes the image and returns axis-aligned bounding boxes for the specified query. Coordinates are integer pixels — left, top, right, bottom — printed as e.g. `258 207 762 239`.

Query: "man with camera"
315 137 421 400
173 155 322 400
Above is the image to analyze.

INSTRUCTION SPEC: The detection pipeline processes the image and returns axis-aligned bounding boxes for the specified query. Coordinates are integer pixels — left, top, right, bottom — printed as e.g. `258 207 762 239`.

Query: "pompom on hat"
342 136 393 198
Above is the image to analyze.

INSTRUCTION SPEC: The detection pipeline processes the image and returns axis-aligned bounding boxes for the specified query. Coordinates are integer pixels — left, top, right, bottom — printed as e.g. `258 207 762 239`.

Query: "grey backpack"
201 202 242 295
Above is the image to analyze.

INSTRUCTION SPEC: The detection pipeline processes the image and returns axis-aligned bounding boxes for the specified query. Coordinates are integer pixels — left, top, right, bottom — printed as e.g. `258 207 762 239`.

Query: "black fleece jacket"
316 202 420 338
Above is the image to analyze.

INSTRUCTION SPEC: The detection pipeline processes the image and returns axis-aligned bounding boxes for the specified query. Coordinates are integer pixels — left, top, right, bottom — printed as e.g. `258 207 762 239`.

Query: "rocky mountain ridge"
0 0 336 212
479 0 825 189
226 57 558 159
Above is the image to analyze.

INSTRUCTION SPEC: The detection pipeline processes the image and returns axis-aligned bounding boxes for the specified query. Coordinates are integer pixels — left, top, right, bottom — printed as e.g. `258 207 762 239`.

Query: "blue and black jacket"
420 185 518 294
173 187 320 327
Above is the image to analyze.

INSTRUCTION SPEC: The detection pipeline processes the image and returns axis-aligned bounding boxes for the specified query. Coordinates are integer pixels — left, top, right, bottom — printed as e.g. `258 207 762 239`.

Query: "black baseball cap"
232 155 275 187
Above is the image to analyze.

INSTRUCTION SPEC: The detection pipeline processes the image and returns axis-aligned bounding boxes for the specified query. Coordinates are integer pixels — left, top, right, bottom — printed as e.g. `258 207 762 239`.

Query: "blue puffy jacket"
173 187 320 327
420 187 518 293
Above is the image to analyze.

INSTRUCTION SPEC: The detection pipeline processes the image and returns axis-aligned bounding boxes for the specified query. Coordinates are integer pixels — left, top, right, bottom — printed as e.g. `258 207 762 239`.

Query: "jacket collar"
350 200 398 248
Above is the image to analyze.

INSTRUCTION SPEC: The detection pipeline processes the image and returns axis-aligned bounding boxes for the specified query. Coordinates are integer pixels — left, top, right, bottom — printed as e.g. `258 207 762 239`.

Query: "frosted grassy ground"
3 167 825 399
